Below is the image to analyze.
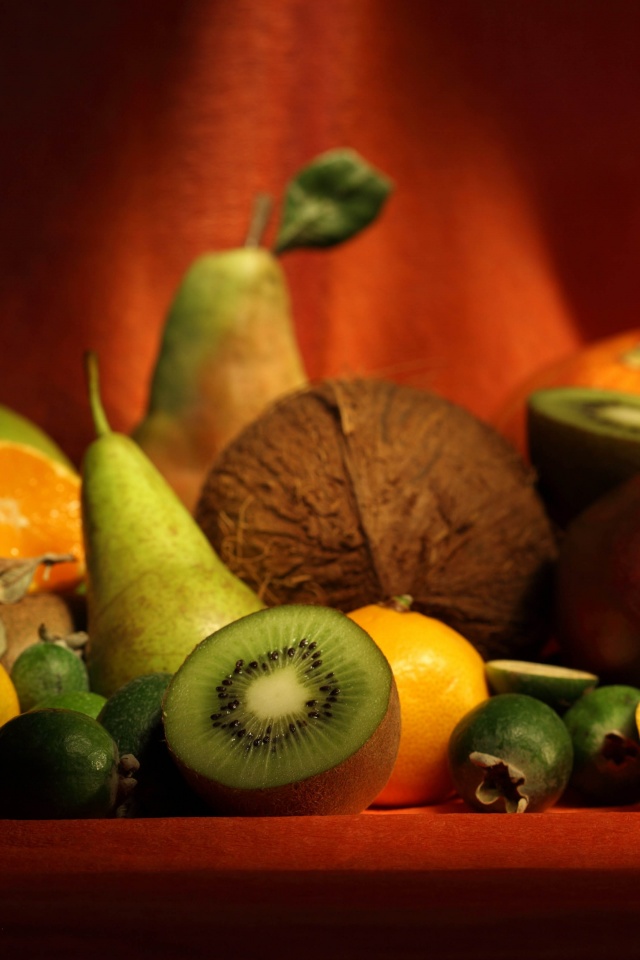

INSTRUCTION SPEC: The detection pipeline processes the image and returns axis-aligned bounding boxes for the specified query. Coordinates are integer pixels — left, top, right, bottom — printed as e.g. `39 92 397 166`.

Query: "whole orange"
348 597 489 808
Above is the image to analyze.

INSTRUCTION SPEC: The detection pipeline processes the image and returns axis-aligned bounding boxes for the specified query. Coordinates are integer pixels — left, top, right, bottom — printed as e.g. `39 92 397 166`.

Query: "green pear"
82 352 265 697
132 150 392 513
131 243 307 512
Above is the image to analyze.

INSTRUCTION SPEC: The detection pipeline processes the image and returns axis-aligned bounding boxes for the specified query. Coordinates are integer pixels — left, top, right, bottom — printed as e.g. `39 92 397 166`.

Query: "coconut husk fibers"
195 379 558 661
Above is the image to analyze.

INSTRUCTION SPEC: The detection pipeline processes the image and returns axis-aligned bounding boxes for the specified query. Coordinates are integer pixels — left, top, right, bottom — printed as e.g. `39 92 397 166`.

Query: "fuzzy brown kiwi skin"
0 593 85 672
167 679 401 817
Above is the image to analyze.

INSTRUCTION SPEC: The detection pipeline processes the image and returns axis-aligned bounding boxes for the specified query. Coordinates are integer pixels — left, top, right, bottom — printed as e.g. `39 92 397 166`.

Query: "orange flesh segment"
0 441 84 593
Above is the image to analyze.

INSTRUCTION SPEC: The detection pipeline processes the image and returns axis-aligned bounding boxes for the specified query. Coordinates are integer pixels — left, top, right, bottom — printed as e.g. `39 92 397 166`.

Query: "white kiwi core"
244 670 309 718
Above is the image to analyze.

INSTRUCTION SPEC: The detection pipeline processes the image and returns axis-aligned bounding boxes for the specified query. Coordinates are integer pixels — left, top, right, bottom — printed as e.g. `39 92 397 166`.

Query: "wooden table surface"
2 801 639 960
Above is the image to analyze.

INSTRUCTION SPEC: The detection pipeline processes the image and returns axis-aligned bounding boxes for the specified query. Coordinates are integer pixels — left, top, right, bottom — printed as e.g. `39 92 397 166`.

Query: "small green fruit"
30 690 107 719
11 642 89 712
98 672 204 817
0 709 124 819
563 684 640 805
448 693 573 813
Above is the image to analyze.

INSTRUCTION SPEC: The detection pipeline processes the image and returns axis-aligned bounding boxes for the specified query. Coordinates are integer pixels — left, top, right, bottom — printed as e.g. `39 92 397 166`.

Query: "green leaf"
274 148 393 254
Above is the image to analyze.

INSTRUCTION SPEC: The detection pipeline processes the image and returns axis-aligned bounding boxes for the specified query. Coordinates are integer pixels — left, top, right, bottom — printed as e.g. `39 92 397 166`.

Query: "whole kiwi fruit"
195 379 558 661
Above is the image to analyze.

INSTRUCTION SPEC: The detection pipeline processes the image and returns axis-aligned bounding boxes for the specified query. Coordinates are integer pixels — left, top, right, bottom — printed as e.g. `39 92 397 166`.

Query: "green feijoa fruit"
98 672 173 757
485 660 599 713
30 690 107 719
0 708 127 819
11 642 89 712
98 672 206 817
563 684 640 806
162 605 401 816
448 693 573 813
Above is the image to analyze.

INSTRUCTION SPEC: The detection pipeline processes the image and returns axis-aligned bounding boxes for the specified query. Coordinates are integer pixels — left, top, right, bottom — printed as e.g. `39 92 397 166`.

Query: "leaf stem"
244 194 274 248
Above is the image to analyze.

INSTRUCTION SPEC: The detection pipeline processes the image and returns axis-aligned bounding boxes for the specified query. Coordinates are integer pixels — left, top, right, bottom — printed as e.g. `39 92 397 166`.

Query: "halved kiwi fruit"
527 386 640 525
162 605 401 816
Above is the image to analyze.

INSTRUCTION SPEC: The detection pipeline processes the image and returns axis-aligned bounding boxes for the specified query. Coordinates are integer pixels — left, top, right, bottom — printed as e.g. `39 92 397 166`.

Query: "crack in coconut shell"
195 379 558 661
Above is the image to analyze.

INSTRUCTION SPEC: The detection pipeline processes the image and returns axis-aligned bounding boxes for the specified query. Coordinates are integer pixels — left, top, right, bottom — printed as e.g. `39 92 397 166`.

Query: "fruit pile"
3 151 640 819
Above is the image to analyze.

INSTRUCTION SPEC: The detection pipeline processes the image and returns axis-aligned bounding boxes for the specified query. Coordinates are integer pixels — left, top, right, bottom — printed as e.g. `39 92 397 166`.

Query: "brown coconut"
195 379 558 661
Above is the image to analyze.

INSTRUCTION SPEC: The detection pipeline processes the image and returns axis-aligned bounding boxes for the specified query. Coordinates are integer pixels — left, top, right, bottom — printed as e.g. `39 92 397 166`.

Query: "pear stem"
84 351 111 438
244 193 274 248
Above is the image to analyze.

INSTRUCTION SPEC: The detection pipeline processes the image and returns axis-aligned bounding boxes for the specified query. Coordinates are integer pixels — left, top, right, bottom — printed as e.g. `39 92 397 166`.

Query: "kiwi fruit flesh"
162 605 401 816
527 386 640 525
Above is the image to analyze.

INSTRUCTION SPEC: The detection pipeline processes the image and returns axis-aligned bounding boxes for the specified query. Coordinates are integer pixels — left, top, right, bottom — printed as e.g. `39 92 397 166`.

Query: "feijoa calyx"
448 693 573 813
162 605 401 816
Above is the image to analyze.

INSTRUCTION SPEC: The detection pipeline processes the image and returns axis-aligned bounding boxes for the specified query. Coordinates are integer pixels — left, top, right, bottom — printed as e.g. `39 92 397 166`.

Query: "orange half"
0 441 84 593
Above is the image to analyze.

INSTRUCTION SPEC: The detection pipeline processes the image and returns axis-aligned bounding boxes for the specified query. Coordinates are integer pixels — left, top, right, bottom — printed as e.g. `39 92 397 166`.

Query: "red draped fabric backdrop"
1 0 639 466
